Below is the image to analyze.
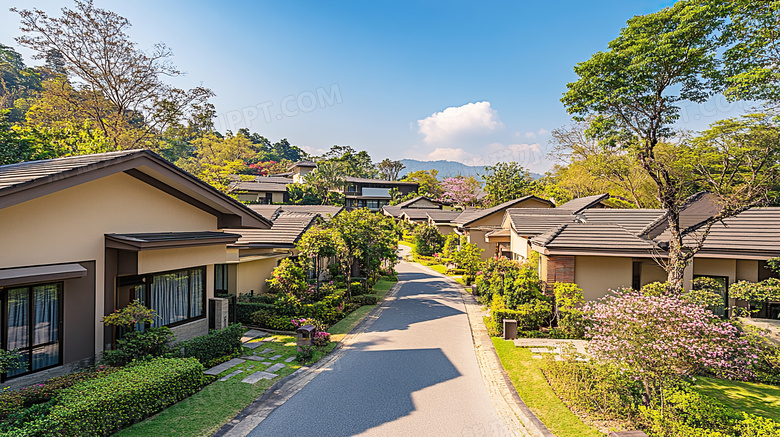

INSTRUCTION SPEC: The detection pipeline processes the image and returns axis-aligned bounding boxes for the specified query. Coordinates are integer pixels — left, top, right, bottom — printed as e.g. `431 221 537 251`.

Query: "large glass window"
215 264 229 294
4 283 61 379
117 267 205 329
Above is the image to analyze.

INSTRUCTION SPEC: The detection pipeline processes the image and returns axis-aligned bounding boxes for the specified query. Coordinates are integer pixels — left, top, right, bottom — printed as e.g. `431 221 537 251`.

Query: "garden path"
244 261 514 437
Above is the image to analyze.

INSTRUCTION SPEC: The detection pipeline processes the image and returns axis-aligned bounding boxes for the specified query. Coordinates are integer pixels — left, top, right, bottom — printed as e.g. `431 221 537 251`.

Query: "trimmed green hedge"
236 302 275 324
48 358 206 436
179 324 245 366
251 311 296 331
487 300 553 336
351 295 378 306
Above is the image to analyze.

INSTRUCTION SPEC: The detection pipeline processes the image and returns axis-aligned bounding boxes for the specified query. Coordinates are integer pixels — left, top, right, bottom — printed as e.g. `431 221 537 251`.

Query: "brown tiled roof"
556 194 609 213
0 150 139 190
506 210 578 237
231 181 289 193
531 223 659 253
289 160 317 169
382 205 404 218
580 209 665 235
400 209 435 220
105 232 241 250
640 192 721 239
426 210 463 223
693 208 780 256
344 176 418 185
227 214 318 247
396 196 441 208
453 196 553 227
247 204 342 221
0 150 272 229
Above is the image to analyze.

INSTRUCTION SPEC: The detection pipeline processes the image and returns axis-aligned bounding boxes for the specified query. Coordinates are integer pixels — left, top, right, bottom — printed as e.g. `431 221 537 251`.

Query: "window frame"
1 281 64 381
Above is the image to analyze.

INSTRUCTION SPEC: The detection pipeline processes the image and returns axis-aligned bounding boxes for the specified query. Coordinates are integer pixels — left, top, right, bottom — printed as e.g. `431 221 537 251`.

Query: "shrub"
102 300 157 330
487 298 553 336
0 400 61 436
413 224 444 256
236 301 275 324
349 281 365 295
266 258 308 298
312 332 331 347
48 358 206 436
297 346 314 364
442 232 459 258
0 367 118 421
452 243 483 279
476 257 544 308
101 327 176 367
179 324 245 366
584 289 757 402
251 310 296 331
554 282 585 339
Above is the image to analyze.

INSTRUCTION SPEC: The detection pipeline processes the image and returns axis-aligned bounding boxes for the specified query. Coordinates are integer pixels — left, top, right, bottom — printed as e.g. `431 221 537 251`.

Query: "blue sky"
2 1 745 173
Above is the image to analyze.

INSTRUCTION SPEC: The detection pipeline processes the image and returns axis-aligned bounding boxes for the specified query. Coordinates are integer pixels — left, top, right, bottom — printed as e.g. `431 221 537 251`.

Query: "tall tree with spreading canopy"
481 162 537 207
13 0 213 150
561 1 780 292
377 158 405 181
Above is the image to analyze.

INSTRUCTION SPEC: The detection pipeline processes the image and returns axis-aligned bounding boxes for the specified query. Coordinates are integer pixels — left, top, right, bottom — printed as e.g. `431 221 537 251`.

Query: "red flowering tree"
584 289 757 403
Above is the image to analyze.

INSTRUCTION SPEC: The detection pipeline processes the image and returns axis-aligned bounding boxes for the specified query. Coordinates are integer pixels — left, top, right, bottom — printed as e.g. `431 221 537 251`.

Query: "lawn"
116 335 303 437
398 240 413 248
694 376 780 422
429 264 446 274
492 338 602 437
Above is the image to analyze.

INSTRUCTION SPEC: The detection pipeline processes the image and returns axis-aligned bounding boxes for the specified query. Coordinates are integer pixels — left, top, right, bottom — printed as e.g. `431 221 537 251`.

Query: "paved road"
246 261 510 437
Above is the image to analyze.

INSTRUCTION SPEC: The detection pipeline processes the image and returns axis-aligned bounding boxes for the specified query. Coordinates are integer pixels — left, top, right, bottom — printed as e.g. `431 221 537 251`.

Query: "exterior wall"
467 229 495 259
272 192 285 203
692 258 737 284
235 256 287 295
138 246 226 275
640 260 667 286
237 193 259 202
574 256 633 302
408 198 441 209
0 172 221 376
736 259 759 282
170 318 209 343
436 225 455 236
510 230 529 260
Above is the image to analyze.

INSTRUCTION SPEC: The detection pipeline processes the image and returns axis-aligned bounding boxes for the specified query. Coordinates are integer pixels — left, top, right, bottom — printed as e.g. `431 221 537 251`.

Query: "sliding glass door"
4 283 62 379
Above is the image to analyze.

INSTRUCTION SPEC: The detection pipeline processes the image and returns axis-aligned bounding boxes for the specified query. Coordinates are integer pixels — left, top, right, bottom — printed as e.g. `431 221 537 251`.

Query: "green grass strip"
694 376 780 422
492 338 602 437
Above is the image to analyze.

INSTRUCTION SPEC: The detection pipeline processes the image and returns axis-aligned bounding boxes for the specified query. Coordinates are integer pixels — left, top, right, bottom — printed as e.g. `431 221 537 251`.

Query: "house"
229 176 291 204
290 160 317 183
499 194 780 317
452 196 554 259
0 150 270 387
343 177 419 211
223 212 322 295
248 204 343 222
426 210 465 235
382 196 444 220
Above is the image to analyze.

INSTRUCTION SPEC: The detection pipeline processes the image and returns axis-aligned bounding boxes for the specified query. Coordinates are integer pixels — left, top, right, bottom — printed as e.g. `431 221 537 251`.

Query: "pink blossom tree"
439 176 480 206
584 289 757 403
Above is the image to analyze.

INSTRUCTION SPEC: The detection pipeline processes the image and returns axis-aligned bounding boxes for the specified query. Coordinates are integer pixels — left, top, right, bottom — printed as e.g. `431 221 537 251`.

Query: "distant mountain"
398 159 541 179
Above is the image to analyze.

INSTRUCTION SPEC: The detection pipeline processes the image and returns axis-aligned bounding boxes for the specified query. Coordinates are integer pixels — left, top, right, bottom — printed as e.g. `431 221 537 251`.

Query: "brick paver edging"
213 280 405 437
412 262 554 437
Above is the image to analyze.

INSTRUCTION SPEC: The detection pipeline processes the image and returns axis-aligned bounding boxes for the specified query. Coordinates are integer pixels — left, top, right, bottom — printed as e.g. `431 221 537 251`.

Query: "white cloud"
417 101 504 145
537 128 549 136
424 147 475 162
524 131 537 139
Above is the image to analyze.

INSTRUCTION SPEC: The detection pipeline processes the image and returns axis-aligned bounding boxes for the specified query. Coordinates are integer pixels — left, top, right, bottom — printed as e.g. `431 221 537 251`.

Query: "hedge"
48 358 206 436
251 310 296 331
351 295 377 306
487 300 553 336
179 324 245 365
237 302 275 324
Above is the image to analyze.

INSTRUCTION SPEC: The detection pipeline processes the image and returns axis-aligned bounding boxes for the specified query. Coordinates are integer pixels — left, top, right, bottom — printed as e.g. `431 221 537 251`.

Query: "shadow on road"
249 348 461 437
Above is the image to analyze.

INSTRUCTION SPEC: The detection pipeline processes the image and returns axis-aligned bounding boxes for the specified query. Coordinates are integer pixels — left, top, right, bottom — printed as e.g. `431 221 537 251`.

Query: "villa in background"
229 161 419 210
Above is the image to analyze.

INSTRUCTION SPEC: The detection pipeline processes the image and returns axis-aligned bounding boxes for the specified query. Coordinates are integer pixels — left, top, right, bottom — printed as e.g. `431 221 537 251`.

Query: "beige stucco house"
0 150 271 387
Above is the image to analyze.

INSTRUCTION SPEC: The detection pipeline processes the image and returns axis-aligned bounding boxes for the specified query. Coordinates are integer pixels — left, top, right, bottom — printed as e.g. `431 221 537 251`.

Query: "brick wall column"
544 255 575 293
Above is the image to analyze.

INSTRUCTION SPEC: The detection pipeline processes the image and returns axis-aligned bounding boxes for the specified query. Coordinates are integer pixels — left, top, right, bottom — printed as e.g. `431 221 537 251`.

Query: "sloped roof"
531 223 659 253
0 150 271 229
453 196 553 227
641 192 722 239
247 204 342 221
105 232 241 250
227 214 318 248
289 160 317 169
556 194 610 214
506 210 579 237
230 181 289 193
580 209 665 235
344 176 419 186
693 208 780 256
426 210 464 223
396 196 442 208
400 209 435 221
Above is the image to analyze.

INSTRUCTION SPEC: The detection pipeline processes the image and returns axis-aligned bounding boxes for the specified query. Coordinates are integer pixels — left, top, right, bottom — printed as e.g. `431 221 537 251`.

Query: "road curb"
213 279 405 437
411 262 554 437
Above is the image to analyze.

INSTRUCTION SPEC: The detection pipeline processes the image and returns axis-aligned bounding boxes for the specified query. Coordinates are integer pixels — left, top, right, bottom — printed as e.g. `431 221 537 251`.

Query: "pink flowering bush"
312 331 331 347
584 288 758 400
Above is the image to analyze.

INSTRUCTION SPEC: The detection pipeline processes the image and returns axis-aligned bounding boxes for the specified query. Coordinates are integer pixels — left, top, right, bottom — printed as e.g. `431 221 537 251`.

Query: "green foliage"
102 300 157 331
413 224 444 256
641 281 672 297
236 301 276 324
441 232 459 258
101 327 176 367
731 278 780 315
487 298 553 336
266 258 309 299
48 358 206 436
351 295 377 306
401 169 442 198
481 162 538 207
554 283 585 339
178 324 245 366
451 243 483 279
296 346 314 364
476 257 545 309
286 183 322 205
250 311 296 331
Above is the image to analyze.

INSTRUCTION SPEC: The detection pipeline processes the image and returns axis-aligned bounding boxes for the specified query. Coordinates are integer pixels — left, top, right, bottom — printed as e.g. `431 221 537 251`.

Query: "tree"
452 242 483 283
304 160 346 205
377 158 405 181
297 226 345 292
481 162 537 207
561 1 780 292
320 145 376 178
413 224 444 256
0 43 40 123
13 1 213 149
440 175 480 206
402 169 442 198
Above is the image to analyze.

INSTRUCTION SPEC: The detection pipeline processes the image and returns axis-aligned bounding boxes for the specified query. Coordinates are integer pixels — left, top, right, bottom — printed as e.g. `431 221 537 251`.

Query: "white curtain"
151 269 203 327
32 284 59 370
6 288 28 376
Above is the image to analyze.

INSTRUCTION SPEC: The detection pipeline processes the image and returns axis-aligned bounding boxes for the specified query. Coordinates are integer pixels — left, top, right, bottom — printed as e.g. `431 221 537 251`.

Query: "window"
4 283 61 379
694 275 729 317
119 267 206 329
367 200 379 209
215 264 229 295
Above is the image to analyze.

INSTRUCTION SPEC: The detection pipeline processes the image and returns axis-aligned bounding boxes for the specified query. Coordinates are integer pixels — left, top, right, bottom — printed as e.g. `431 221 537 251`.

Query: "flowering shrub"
584 289 758 400
266 258 308 299
102 300 157 330
312 331 331 347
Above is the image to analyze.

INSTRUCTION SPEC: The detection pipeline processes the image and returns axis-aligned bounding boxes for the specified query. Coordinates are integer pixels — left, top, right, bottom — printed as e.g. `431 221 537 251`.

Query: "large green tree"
481 162 537 207
562 0 780 292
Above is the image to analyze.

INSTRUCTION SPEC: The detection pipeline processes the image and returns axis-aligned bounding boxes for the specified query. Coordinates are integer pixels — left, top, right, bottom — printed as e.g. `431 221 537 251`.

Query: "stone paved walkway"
203 332 293 385
512 339 589 361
